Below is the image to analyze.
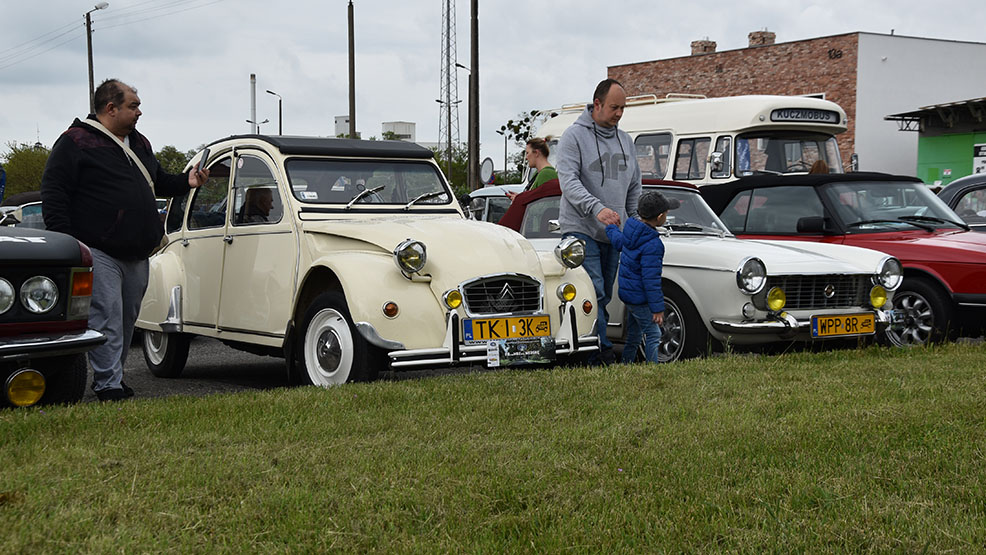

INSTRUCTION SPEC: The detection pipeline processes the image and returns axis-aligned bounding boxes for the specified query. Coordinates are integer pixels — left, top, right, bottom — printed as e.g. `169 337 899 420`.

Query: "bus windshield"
735 131 843 176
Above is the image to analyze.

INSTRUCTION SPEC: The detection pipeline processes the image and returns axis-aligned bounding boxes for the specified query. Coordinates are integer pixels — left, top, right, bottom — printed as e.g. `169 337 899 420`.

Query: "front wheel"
660 284 719 363
142 330 191 378
882 277 955 346
296 292 379 386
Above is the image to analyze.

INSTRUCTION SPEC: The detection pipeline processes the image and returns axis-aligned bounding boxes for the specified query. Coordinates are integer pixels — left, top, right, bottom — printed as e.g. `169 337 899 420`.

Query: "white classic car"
478 179 904 362
137 136 599 386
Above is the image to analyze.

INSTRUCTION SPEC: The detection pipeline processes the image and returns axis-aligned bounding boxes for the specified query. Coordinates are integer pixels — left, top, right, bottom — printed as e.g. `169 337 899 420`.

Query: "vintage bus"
533 94 849 187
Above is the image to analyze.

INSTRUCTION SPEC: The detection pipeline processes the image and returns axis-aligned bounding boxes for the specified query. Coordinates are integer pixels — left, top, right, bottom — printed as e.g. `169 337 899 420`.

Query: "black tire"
295 291 379 386
660 283 720 362
883 277 956 346
36 354 88 405
142 330 191 378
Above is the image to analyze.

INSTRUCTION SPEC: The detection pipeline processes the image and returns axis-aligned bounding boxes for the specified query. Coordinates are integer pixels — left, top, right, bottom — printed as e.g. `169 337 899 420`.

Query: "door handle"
181 238 189 247
223 235 233 244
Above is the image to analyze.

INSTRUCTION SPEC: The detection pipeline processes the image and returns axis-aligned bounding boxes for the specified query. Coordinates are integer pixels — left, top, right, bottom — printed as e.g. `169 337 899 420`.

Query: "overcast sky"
1 0 982 169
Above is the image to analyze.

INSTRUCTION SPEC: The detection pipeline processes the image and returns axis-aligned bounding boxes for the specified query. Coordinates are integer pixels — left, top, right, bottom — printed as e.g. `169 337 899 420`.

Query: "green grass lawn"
2 342 985 552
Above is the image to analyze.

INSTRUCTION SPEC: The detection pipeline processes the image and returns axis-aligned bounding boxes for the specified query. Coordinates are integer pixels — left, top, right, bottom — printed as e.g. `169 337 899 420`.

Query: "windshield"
648 186 731 235
285 159 452 206
821 180 966 231
736 131 843 176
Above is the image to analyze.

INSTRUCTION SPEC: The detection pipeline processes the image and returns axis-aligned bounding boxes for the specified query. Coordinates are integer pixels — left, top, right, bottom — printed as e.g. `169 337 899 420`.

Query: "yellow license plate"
811 313 875 337
463 315 551 342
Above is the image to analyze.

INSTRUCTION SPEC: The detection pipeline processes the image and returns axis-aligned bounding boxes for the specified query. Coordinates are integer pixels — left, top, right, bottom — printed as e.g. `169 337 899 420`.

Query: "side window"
165 194 188 234
955 189 986 225
720 190 752 233
744 186 824 234
187 157 232 230
634 133 672 179
520 197 561 239
673 138 711 180
231 155 283 226
711 136 731 179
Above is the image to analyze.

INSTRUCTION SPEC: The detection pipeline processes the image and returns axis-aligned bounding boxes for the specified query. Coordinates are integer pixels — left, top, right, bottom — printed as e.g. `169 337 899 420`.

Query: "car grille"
462 275 541 315
766 274 867 310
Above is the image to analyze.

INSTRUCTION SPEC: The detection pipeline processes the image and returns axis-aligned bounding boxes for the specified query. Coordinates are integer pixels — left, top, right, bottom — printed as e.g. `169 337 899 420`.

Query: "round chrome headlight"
554 237 585 269
875 256 903 291
0 278 15 315
393 239 427 274
736 257 767 295
20 276 59 314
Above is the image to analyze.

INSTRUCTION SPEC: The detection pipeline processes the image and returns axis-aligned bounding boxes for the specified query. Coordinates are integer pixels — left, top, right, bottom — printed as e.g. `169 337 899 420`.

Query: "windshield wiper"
404 191 446 210
847 219 936 232
899 215 970 231
344 185 386 209
666 222 727 237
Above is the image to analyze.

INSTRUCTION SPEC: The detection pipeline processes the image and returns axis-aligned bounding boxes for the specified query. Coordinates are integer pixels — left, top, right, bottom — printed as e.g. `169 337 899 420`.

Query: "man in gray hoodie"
557 78 642 364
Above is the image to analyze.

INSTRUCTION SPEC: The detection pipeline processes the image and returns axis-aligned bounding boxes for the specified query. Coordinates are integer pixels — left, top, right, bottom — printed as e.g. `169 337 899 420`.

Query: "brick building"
609 31 986 178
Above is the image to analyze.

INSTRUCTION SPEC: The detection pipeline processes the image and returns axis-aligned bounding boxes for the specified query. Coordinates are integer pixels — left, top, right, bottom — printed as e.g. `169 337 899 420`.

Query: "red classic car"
701 172 986 346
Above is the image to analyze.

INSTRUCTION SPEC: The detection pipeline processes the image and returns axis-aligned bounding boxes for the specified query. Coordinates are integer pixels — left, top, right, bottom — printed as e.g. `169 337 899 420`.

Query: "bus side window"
674 137 711 181
711 136 731 179
634 133 672 179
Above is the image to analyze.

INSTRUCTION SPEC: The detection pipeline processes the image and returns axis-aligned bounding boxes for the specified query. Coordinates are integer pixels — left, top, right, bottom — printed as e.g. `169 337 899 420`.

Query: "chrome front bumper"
0 329 106 362
358 302 599 370
710 309 891 339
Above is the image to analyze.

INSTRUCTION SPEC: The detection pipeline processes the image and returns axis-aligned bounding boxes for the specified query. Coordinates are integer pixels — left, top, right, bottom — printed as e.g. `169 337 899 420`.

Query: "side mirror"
548 220 560 233
710 151 724 172
796 216 828 233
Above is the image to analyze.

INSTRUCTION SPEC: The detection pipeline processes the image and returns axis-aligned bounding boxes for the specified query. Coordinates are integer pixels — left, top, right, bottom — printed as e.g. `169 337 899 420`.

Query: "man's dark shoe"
599 348 617 365
96 388 130 402
120 382 135 397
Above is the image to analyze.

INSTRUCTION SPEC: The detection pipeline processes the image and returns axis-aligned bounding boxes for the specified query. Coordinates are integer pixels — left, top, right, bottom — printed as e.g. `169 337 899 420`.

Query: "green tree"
1 142 50 197
432 144 469 198
156 145 195 174
381 131 401 141
498 110 543 147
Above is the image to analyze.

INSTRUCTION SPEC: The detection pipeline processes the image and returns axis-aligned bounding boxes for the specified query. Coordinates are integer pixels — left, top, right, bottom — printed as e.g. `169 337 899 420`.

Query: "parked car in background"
0 191 43 229
461 183 524 222
701 172 986 346
492 178 902 362
0 226 104 408
937 172 986 232
138 136 599 386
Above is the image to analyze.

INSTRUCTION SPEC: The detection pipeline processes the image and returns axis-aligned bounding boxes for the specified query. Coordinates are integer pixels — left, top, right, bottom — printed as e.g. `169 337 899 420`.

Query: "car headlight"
556 283 577 302
20 276 58 314
736 257 767 295
870 285 888 309
554 237 585 269
393 239 427 275
0 278 14 315
875 256 903 291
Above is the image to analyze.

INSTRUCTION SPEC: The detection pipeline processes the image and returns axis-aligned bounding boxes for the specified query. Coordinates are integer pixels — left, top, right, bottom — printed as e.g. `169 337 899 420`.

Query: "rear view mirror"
797 216 828 233
710 151 724 172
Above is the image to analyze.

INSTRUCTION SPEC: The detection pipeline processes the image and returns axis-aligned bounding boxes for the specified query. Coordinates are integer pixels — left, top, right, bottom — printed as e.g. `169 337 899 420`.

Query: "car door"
720 185 844 244
180 156 232 329
217 151 297 337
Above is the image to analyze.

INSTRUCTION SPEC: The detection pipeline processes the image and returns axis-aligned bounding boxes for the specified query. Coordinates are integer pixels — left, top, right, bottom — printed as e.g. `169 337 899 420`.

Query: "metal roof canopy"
885 97 986 132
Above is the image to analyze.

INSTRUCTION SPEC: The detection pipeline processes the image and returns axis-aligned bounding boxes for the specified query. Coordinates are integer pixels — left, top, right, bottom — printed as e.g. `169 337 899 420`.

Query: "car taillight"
77 240 93 267
67 268 93 321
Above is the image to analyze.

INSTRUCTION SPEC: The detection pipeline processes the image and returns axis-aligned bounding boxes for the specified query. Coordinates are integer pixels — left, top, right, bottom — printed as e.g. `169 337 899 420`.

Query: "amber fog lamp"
766 287 786 312
20 276 58 314
0 278 14 315
382 301 400 318
557 283 577 302
443 289 462 309
582 300 594 314
870 285 888 309
6 369 45 408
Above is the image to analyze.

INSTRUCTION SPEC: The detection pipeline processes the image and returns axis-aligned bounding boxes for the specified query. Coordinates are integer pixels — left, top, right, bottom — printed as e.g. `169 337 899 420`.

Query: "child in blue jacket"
605 191 676 363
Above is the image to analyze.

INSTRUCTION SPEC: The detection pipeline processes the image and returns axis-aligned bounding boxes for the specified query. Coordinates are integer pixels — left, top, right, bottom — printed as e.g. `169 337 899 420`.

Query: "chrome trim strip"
161 286 183 333
0 329 106 361
355 322 405 350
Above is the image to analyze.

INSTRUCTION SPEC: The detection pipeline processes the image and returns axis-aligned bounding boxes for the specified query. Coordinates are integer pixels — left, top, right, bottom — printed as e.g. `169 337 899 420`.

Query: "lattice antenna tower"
438 0 460 170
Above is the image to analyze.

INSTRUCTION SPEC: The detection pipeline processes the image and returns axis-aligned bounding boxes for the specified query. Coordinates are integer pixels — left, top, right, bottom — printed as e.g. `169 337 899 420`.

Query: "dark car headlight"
20 276 58 314
0 278 14 315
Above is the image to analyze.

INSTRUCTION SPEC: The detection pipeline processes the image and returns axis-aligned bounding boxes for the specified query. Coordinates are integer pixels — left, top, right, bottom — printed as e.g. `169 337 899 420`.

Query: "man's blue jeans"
566 232 620 352
623 302 662 363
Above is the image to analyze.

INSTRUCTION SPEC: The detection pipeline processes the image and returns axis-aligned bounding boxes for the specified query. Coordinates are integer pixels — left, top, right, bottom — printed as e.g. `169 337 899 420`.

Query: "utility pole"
467 0 479 190
348 1 357 139
85 2 109 114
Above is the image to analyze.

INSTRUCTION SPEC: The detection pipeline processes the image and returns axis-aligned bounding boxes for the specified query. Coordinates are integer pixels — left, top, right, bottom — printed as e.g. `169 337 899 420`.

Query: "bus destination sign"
770 108 840 124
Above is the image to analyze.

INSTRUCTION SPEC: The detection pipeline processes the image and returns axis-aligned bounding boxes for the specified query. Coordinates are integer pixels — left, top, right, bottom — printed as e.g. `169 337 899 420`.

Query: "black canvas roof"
209 135 436 159
701 172 922 213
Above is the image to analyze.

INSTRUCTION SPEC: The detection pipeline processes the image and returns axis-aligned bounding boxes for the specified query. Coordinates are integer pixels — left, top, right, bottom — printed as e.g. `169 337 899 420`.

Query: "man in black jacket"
41 79 207 401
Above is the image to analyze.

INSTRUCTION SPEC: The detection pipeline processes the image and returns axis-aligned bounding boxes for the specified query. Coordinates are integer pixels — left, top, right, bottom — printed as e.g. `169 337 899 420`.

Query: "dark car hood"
0 227 85 266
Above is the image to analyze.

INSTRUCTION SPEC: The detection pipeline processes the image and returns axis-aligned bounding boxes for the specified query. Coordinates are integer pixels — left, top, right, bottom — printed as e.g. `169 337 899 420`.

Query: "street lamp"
246 118 269 134
266 89 282 135
85 2 109 114
496 127 508 176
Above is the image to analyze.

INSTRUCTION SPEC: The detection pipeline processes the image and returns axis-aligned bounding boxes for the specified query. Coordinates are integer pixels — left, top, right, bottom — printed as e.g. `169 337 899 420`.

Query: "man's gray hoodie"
557 106 641 243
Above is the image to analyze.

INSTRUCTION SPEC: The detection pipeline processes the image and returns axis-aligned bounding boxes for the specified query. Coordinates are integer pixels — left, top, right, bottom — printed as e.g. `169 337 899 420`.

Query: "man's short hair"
93 79 136 114
593 78 624 104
